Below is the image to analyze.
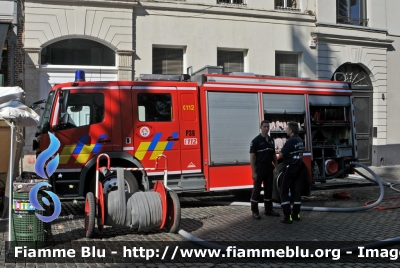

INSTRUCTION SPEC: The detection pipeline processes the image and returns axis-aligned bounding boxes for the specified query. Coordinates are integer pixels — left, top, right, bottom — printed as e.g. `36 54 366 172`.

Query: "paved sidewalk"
1 165 400 267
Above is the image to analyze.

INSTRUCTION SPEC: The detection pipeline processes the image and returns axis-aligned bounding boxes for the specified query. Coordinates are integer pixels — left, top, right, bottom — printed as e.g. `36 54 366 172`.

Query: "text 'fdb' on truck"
33 66 357 198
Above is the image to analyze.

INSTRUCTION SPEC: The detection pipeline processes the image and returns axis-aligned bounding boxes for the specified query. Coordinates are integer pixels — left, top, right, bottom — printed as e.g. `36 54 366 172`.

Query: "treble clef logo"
29 182 61 223
35 132 60 179
31 132 61 222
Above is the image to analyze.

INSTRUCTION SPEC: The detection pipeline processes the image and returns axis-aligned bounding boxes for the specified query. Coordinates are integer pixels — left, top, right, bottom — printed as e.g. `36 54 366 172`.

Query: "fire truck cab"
34 66 357 198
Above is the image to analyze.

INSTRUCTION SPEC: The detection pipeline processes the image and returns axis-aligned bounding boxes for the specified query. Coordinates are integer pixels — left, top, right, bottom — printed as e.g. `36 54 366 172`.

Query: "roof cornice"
311 32 394 47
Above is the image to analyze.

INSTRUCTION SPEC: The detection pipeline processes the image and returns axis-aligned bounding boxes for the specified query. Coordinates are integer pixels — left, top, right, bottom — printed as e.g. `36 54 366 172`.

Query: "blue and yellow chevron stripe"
59 134 106 164
135 132 178 160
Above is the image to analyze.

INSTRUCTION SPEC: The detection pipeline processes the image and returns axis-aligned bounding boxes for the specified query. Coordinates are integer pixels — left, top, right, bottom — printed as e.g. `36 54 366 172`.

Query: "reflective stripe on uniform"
257 148 274 152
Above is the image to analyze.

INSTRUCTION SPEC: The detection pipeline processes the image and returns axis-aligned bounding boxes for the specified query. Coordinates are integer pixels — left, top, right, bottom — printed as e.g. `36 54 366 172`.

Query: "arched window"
332 63 372 89
41 39 115 66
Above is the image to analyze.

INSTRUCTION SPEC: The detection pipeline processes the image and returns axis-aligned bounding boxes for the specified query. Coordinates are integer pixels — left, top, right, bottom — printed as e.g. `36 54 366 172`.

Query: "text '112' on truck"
33 66 358 198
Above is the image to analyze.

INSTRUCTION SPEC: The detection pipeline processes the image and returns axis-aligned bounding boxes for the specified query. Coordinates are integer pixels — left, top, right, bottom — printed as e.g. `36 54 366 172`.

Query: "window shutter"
208 92 259 164
217 50 244 73
152 48 183 75
275 53 298 77
263 94 305 114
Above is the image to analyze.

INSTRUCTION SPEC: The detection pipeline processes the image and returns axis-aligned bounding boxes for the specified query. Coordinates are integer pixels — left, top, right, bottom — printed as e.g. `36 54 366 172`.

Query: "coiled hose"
353 166 400 193
105 168 162 232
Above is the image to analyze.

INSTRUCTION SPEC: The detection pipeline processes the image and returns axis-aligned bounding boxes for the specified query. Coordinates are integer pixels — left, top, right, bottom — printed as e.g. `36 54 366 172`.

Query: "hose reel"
85 153 181 238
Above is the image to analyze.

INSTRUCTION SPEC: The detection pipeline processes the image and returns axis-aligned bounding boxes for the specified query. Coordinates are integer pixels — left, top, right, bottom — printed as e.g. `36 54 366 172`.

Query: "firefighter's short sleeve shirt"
280 134 304 166
250 134 275 170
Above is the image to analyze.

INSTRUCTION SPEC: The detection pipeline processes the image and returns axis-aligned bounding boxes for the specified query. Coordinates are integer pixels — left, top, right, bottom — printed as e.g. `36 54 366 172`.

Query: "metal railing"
217 0 246 5
337 16 369 27
274 6 301 12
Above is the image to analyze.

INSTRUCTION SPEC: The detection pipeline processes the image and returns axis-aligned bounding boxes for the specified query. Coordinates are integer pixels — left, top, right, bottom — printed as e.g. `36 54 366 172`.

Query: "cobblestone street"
1 165 400 267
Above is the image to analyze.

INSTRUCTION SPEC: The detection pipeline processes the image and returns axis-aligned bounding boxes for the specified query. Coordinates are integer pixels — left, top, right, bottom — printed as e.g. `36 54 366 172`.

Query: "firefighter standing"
249 120 280 220
278 121 305 224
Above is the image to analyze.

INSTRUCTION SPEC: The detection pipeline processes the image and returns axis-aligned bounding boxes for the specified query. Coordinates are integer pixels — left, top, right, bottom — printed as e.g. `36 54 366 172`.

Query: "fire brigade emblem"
140 126 150 137
137 125 153 138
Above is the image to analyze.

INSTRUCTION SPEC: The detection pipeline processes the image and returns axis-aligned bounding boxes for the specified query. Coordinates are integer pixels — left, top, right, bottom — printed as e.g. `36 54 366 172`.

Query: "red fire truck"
33 66 357 198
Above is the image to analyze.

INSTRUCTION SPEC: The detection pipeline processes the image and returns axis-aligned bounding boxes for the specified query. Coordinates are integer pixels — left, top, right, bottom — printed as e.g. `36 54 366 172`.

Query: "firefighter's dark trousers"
251 168 274 213
279 164 302 217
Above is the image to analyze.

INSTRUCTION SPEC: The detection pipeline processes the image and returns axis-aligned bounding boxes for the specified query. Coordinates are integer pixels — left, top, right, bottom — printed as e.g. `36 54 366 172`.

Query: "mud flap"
301 166 311 196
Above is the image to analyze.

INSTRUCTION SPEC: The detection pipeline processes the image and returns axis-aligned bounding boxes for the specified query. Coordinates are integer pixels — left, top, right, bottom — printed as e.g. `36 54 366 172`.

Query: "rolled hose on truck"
178 162 400 258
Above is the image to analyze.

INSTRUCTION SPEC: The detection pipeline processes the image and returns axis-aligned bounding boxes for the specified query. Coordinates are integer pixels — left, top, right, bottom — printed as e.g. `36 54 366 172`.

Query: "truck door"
132 86 181 174
178 89 201 174
52 88 112 169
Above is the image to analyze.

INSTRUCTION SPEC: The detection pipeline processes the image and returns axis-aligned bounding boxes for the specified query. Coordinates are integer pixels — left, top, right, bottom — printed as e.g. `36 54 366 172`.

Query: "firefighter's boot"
251 201 261 220
281 215 293 224
281 203 292 224
291 204 301 221
264 200 280 217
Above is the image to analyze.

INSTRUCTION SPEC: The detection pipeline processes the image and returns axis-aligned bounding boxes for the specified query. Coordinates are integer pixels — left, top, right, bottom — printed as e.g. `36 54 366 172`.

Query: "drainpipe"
8 1 18 86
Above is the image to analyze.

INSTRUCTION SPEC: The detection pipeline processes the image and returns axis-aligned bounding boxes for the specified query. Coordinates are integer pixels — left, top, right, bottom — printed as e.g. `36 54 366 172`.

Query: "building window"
152 47 183 75
337 0 368 27
0 45 7 86
41 39 115 66
275 0 298 9
217 50 244 73
275 53 298 77
217 0 245 4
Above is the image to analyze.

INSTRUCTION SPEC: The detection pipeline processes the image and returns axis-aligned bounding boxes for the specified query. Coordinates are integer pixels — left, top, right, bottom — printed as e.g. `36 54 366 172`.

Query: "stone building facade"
20 0 400 168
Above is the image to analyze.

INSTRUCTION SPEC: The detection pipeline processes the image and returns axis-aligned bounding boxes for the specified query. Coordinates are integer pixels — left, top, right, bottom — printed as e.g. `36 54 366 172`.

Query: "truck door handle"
167 136 179 141
98 139 111 143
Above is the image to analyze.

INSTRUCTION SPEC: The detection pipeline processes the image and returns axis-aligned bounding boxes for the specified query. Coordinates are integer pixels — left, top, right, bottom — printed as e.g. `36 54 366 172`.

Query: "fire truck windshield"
38 91 56 135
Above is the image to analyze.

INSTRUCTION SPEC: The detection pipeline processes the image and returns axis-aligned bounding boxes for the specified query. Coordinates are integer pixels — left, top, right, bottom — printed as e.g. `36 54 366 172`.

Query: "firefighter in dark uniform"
249 120 280 220
278 121 305 224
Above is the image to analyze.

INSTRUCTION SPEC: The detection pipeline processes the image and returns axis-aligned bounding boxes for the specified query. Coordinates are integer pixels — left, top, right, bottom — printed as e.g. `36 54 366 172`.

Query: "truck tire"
85 192 95 238
165 190 181 233
91 170 140 195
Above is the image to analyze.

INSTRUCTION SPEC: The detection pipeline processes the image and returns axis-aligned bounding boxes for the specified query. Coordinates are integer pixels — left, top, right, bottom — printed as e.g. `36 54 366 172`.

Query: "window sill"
336 22 369 28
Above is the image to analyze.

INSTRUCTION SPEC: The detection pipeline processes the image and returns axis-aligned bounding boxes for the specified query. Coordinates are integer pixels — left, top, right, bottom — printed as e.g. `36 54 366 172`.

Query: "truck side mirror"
54 113 69 130
58 90 70 114
61 113 69 125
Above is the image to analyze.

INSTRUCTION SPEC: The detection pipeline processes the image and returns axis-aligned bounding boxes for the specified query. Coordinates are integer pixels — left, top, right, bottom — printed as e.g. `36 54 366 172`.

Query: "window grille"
217 0 246 4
